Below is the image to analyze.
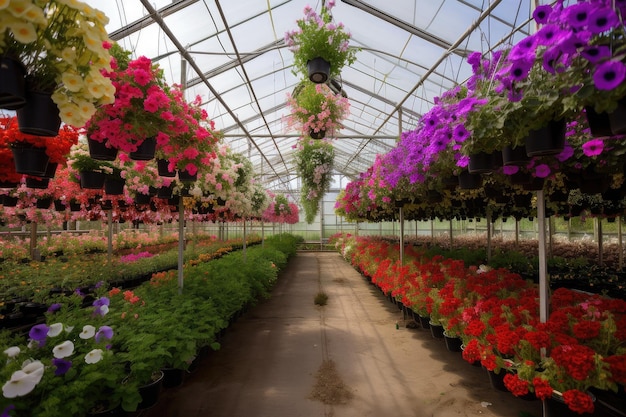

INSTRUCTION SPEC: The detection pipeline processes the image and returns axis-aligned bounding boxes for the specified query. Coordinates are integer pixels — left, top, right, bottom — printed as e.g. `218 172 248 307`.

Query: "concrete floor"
137 252 543 417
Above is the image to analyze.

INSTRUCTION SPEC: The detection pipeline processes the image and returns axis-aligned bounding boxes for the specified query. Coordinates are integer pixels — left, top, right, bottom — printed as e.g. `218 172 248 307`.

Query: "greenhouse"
1 0 625 416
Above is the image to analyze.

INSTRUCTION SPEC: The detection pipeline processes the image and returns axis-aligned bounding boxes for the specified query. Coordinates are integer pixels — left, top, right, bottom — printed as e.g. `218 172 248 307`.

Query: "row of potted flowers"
0 233 302 417
332 233 626 415
0 234 259 314
335 0 626 224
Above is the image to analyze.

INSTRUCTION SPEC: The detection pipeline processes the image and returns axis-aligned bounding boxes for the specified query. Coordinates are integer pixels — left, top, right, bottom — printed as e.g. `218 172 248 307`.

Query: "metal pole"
619 216 623 270
487 212 492 264
449 219 453 248
178 195 184 294
399 206 404 264
515 218 519 247
598 218 603 267
537 190 548 323
107 210 113 262
30 222 37 260
243 217 247 262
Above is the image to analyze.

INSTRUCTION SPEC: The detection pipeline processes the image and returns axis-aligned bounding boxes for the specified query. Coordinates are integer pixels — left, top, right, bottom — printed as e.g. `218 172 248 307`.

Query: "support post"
619 216 623 270
399 206 404 264
486 212 492 264
178 194 184 294
598 218 603 267
107 210 113 263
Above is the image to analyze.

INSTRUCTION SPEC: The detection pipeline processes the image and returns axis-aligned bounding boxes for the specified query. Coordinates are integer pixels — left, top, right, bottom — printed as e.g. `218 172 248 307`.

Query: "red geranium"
503 373 530 397
532 377 553 400
550 344 596 381
562 389 595 415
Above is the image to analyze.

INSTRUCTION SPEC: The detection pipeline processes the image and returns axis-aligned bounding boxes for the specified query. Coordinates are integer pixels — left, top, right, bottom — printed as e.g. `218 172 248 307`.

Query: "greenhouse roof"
86 0 536 192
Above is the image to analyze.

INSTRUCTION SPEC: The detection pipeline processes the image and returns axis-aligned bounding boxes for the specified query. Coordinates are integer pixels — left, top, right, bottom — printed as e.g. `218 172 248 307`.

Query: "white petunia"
2 360 45 398
84 349 103 364
3 346 20 358
52 341 74 359
47 323 63 337
80 325 96 339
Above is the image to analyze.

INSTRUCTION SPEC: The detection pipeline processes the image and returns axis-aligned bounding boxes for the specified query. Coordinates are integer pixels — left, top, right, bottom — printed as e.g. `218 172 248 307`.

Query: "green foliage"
314 291 328 306
287 5 359 79
294 140 335 223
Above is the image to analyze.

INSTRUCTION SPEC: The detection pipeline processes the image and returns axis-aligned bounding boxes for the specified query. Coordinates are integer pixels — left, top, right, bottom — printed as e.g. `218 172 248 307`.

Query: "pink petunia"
582 138 604 157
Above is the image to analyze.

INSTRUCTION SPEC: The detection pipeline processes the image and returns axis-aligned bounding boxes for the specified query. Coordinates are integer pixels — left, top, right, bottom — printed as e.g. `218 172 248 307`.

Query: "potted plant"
525 2 626 136
68 143 112 190
85 44 172 160
284 1 358 82
0 0 115 134
294 138 335 223
1 116 78 178
155 84 221 179
285 81 350 139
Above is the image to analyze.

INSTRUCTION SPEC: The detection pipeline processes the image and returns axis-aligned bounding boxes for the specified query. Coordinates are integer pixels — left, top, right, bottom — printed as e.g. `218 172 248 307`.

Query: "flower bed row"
0 233 302 416
331 233 626 415
0 234 262 328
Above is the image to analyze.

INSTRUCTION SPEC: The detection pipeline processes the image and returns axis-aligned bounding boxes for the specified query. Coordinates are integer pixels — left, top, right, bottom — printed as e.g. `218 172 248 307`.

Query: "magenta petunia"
593 60 626 90
535 164 551 178
502 165 519 175
582 138 604 157
556 143 574 162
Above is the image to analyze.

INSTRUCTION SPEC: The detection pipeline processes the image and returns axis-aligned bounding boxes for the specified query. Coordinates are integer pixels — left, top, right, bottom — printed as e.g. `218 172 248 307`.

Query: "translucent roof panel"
84 0 537 191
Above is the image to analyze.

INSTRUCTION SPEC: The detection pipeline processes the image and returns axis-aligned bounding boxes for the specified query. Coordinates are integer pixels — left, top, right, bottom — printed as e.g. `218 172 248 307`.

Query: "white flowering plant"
0 0 116 127
0 291 130 417
294 138 335 223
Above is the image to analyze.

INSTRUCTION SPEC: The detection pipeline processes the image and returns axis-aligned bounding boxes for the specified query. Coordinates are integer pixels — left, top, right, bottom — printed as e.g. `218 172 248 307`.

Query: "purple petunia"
508 58 533 82
95 326 114 343
562 2 593 29
582 138 604 157
587 7 619 34
47 303 62 313
29 324 49 343
581 45 612 64
1 404 15 417
509 35 537 60
593 60 626 90
535 24 561 46
533 4 553 24
52 358 72 376
502 165 519 175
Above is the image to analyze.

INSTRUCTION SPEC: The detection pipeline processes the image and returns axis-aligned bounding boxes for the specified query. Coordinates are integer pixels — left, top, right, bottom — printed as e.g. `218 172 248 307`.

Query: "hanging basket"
156 184 174 199
2 195 18 207
79 171 106 190
0 180 19 189
468 151 496 174
0 57 26 110
16 89 61 137
25 176 50 189
41 162 58 179
458 171 483 190
129 137 157 161
524 119 566 157
35 197 52 209
104 178 125 195
307 57 330 84
178 169 197 183
134 193 151 205
88 137 118 161
502 144 530 166
608 97 626 135
585 106 613 137
11 145 50 176
309 128 326 140
157 159 176 177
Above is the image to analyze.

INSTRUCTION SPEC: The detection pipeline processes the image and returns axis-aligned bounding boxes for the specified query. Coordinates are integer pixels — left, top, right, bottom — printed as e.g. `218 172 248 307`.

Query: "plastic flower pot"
0 57 26 110
88 137 119 161
16 89 62 137
307 57 330 84
524 119 566 157
11 145 50 176
129 137 157 161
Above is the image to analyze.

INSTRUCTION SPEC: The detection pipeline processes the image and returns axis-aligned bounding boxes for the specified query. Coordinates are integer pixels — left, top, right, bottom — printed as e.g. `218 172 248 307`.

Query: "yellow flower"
61 71 83 93
7 20 38 44
60 46 77 63
55 99 84 127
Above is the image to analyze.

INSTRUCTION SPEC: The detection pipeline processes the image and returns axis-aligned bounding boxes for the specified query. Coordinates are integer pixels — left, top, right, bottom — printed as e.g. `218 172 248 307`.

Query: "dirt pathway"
139 252 543 417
